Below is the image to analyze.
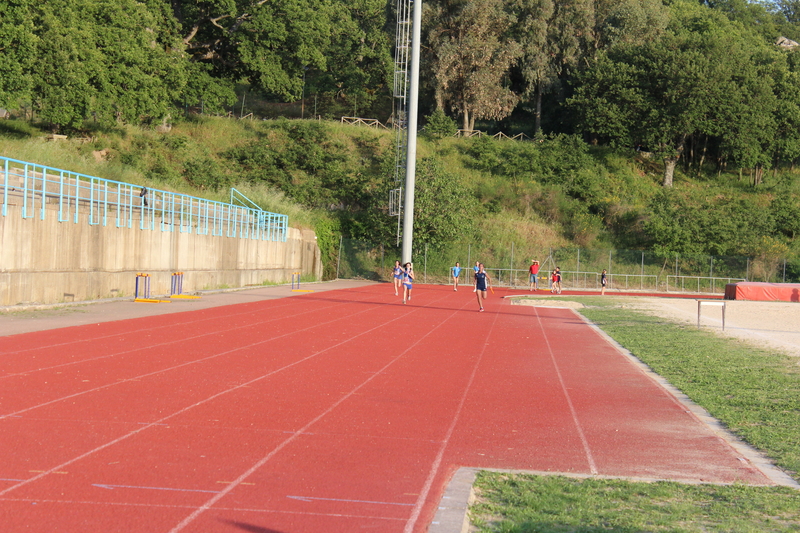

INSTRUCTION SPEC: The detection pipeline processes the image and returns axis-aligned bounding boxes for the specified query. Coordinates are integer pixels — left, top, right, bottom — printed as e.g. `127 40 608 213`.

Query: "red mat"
725 281 800 302
0 285 773 532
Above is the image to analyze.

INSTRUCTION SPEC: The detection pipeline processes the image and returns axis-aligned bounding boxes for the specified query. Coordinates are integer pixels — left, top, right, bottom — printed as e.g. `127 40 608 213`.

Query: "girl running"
601 269 608 295
392 260 403 296
402 262 414 304
474 263 491 312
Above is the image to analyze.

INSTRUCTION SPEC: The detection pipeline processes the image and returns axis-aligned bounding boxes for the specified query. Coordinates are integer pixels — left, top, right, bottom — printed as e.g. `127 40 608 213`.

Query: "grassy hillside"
2 116 800 281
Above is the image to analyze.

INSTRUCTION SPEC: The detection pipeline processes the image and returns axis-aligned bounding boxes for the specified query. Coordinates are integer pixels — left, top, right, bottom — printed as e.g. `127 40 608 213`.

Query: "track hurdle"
134 273 171 303
697 299 726 330
291 272 314 293
135 273 150 299
170 271 201 299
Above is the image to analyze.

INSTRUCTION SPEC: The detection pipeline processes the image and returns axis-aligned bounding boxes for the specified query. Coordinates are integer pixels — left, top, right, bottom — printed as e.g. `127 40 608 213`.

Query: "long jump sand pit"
636 297 800 358
513 295 800 359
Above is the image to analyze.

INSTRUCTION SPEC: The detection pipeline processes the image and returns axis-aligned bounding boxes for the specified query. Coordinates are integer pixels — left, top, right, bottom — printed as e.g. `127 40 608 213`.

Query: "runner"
550 269 558 293
555 267 562 294
473 261 480 292
474 263 491 312
601 269 608 295
451 262 462 291
529 259 540 291
392 260 403 296
402 262 414 304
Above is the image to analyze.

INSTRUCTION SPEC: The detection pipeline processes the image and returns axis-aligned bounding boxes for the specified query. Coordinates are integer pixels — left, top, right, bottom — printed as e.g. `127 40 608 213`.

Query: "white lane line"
168 291 459 533
0 297 303 358
0 297 399 497
535 307 598 475
0 298 346 379
287 495 413 506
92 483 220 494
0 296 378 420
0 496 406 521
403 299 499 533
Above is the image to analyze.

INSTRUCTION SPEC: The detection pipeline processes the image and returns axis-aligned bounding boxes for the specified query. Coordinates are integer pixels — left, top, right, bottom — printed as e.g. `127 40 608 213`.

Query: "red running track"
0 285 771 533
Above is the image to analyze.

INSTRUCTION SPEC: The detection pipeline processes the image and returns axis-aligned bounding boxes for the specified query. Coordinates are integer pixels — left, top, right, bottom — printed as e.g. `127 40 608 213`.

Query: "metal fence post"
336 234 343 279
510 242 514 287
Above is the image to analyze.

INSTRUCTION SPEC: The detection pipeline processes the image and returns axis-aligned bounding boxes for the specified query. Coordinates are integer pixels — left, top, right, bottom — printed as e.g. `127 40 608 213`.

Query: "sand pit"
634 298 800 359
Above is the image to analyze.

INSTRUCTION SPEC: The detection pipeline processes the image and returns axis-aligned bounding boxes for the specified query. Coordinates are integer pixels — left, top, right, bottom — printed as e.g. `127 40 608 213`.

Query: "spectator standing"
529 260 540 291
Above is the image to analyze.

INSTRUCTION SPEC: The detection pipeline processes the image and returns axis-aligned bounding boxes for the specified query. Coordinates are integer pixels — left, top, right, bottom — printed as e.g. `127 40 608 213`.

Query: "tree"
568 0 776 187
312 0 393 117
0 0 35 109
175 0 335 101
413 157 479 250
32 0 186 129
426 0 521 131
509 0 555 136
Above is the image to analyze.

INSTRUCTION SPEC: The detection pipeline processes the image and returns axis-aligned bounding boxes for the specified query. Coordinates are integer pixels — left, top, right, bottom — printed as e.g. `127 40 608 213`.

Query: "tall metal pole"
401 0 422 264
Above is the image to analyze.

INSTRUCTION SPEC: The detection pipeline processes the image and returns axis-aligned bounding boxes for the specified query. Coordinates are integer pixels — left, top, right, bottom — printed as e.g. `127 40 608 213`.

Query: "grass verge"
469 297 800 532
471 472 800 533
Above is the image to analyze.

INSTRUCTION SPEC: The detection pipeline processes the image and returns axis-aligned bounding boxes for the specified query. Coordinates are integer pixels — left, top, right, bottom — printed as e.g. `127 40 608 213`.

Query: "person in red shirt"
528 260 540 291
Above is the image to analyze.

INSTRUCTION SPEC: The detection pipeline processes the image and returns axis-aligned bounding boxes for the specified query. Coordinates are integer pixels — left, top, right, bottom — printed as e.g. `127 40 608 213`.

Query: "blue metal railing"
0 156 288 242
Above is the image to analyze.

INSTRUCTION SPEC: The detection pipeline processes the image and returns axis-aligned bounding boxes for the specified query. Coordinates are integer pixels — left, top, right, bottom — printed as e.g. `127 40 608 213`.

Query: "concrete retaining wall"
0 204 321 306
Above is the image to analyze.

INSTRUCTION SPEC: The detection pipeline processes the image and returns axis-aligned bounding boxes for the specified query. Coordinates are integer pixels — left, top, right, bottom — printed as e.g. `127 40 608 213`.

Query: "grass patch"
468 297 800 532
471 472 800 533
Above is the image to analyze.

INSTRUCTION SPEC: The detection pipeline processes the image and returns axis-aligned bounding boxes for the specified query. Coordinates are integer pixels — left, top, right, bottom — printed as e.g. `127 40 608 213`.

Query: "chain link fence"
334 237 795 294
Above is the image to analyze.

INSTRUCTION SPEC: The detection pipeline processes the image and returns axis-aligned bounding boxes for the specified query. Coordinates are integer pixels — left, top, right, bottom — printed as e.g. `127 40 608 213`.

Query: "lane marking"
534 307 598 475
92 483 220 494
0 296 306 358
0 297 351 380
0 496 406 521
287 495 413 506
0 289 444 505
0 294 383 421
404 298 499 533
167 290 457 533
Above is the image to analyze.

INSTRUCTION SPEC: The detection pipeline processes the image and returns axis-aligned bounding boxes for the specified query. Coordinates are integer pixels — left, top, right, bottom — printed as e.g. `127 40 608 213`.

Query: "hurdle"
697 299 726 330
291 272 314 293
134 273 171 303
170 271 200 299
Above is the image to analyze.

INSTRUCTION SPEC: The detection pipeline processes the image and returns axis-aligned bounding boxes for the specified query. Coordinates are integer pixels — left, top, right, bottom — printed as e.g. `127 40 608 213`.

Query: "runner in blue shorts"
392 260 403 296
402 262 414 304
474 263 491 312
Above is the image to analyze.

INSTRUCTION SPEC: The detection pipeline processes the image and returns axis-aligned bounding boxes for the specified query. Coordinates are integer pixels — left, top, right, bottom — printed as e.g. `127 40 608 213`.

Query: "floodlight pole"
401 0 422 265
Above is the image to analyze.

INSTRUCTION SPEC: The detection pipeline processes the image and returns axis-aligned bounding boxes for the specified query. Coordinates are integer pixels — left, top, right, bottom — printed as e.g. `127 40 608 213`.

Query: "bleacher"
0 156 288 242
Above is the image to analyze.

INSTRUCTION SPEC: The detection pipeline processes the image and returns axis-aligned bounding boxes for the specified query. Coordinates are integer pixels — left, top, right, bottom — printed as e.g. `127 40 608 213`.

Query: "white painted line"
0 296 404 498
535 308 598 475
168 291 462 533
403 300 501 533
92 483 220 494
287 495 413 506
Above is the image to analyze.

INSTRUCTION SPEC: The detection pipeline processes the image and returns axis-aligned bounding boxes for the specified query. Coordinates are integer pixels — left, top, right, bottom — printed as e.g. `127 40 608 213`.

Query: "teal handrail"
0 156 288 242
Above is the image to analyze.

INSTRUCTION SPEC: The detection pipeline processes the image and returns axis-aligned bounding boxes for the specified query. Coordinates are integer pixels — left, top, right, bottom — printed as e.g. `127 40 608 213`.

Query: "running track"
0 284 773 532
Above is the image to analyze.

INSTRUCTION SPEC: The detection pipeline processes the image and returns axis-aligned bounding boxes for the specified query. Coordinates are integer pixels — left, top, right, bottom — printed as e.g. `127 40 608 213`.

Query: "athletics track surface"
0 284 775 532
